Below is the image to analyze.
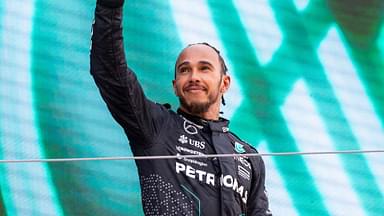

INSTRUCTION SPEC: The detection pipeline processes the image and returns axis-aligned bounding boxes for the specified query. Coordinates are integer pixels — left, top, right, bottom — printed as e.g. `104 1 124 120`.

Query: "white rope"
0 149 383 164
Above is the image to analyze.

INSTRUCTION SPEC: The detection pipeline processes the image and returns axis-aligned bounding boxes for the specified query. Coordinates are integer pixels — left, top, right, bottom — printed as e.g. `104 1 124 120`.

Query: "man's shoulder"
227 131 258 153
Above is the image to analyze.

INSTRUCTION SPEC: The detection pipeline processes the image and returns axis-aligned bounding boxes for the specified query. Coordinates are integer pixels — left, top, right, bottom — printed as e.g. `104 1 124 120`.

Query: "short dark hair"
174 42 228 77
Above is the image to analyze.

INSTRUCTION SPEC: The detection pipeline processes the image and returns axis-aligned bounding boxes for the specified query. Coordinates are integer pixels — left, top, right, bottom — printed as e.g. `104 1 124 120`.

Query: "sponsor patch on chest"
178 134 206 149
175 161 249 204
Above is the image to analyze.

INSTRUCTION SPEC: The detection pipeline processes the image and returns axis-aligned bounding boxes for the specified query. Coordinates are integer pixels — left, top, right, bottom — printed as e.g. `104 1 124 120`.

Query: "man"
91 0 272 215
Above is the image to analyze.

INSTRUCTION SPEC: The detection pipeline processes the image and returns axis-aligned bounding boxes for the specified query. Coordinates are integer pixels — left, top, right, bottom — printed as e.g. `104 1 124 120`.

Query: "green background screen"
0 0 383 215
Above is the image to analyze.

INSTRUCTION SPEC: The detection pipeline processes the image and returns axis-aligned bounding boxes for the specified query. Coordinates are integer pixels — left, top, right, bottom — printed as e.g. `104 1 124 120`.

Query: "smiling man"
90 0 271 215
174 43 230 119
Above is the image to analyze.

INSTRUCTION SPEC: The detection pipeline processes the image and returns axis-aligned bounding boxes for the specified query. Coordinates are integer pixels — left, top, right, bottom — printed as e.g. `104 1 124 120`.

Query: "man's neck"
179 106 220 121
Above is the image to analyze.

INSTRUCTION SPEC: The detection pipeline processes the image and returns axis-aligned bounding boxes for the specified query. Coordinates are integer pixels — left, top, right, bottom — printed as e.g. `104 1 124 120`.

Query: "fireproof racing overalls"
90 3 272 216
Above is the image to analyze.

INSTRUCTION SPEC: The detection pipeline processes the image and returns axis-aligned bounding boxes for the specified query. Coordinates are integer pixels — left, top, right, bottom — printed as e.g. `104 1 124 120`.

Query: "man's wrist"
97 0 124 8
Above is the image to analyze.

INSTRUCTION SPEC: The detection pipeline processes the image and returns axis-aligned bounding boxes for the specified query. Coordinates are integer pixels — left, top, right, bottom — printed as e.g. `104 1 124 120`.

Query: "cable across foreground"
1 149 383 164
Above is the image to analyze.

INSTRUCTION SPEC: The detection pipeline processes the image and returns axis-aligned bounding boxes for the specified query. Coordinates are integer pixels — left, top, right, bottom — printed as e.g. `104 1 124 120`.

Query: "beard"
178 89 221 115
176 74 224 116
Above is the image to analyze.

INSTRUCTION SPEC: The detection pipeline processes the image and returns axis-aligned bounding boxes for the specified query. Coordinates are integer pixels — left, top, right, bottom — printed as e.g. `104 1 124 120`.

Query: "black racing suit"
90 3 272 216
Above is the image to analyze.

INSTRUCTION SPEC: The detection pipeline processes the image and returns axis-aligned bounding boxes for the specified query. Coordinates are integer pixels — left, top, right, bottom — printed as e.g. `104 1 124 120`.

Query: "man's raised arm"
90 0 164 146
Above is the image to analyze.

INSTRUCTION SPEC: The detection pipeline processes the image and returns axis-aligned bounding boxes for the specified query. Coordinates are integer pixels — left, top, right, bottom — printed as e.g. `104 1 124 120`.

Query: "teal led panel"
0 0 383 215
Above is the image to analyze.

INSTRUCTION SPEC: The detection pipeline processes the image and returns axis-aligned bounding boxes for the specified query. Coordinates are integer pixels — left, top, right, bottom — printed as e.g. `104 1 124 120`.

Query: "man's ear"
172 80 178 95
221 75 231 93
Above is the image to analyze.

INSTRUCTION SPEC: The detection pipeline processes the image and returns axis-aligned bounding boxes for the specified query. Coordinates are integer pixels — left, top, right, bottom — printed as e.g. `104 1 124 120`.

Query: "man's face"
173 44 230 115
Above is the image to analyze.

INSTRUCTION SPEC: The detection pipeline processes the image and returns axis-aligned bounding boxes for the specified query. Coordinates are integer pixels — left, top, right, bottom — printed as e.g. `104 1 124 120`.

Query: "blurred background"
0 0 383 215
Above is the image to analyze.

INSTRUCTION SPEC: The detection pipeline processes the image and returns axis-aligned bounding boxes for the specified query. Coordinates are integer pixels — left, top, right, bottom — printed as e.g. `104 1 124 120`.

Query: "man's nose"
189 68 201 82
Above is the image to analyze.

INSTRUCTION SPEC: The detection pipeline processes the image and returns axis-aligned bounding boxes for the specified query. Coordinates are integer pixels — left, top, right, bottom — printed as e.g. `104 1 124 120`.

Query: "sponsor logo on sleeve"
234 156 251 169
238 165 251 181
234 142 246 154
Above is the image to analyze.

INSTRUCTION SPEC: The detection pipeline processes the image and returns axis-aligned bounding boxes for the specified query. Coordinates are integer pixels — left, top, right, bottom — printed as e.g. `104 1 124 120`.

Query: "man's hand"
97 0 124 8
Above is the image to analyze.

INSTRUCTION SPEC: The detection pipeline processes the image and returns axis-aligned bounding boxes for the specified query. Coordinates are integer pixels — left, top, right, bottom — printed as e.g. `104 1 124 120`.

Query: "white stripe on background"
379 24 384 52
282 79 365 216
0 1 63 215
169 0 242 119
293 0 310 11
257 141 299 216
234 0 282 65
319 26 384 196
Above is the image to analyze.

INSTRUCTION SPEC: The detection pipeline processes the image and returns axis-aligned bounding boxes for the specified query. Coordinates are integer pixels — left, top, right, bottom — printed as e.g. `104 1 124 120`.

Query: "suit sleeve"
90 3 166 147
247 157 272 215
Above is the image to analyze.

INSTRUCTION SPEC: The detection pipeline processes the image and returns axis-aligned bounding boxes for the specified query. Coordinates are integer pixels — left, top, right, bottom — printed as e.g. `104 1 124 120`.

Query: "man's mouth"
184 85 206 93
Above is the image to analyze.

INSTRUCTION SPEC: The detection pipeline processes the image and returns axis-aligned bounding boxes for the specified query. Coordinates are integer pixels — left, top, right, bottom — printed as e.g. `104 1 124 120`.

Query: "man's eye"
201 66 210 71
179 67 192 74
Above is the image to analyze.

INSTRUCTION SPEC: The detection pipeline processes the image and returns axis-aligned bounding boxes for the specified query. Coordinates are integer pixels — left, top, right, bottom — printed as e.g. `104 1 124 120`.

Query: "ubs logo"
178 135 205 149
178 135 188 144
